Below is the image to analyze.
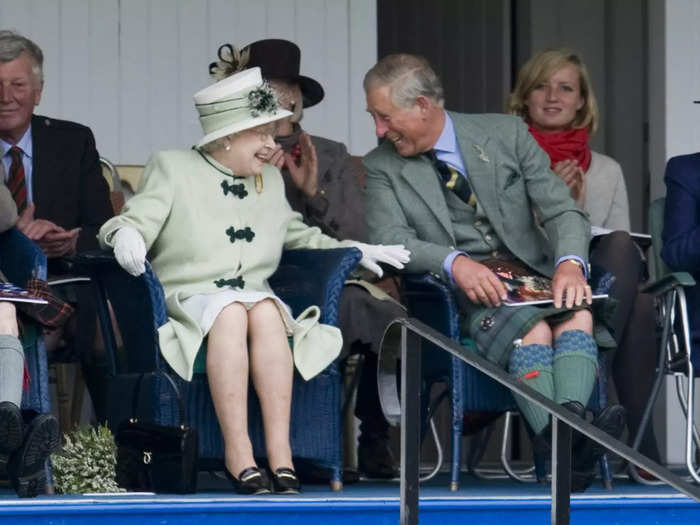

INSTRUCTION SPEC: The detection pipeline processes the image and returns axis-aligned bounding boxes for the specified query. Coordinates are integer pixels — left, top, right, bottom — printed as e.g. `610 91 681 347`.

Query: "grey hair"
0 30 44 84
363 53 444 108
267 79 303 124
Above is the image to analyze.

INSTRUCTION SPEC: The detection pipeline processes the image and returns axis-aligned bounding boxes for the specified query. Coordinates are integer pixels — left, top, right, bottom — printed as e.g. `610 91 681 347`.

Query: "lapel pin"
473 144 489 163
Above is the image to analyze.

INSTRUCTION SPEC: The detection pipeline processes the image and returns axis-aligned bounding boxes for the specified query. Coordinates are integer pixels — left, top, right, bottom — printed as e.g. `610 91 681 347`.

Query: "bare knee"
522 320 552 346
0 302 18 337
552 309 593 339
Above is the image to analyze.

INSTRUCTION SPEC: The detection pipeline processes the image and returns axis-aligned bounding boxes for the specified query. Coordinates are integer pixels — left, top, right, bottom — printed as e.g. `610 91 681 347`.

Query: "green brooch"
248 82 278 117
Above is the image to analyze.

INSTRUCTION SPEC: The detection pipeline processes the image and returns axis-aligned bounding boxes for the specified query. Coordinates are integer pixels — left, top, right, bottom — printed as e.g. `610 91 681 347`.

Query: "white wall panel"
0 0 376 163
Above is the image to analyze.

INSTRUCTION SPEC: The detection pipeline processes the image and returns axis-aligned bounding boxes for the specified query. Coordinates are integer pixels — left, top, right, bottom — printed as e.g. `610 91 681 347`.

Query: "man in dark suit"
363 54 626 492
662 153 700 352
0 30 113 422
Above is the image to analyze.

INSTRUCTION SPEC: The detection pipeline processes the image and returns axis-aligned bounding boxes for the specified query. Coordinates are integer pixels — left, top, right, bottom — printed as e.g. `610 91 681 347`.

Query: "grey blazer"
363 112 590 279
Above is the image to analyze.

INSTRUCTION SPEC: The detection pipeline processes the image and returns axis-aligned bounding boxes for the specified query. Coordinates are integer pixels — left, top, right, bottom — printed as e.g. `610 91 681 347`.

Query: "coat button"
480 316 495 331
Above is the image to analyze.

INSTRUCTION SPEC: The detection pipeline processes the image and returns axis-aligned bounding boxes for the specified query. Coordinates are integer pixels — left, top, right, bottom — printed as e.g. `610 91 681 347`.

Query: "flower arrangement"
51 425 124 494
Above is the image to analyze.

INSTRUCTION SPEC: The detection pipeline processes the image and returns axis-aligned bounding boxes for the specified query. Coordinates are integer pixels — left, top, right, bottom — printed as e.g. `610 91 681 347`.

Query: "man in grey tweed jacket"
362 53 625 492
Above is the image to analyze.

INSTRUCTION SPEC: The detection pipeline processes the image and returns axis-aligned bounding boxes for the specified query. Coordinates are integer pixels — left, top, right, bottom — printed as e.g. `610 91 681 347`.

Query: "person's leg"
338 286 404 478
589 231 643 344
205 302 256 478
0 302 24 475
612 292 661 461
247 299 294 473
551 309 597 406
508 320 555 434
0 303 23 406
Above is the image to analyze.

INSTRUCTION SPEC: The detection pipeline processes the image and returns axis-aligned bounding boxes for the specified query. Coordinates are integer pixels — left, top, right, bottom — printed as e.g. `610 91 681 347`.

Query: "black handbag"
114 372 198 494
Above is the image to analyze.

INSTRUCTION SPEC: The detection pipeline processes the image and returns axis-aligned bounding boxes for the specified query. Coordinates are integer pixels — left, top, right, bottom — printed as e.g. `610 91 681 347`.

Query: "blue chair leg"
331 466 343 491
596 357 613 489
450 388 463 491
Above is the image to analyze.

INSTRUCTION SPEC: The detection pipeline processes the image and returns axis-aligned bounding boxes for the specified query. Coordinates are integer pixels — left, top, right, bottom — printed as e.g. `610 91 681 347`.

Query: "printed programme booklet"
480 259 608 307
0 282 48 304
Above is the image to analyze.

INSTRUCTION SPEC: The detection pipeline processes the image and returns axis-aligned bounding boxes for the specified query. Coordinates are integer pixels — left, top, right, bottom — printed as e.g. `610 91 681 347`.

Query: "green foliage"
51 425 124 494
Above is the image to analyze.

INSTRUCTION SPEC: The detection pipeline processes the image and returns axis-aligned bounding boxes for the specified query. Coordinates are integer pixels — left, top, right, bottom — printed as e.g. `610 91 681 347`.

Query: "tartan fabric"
7 147 27 214
15 278 74 328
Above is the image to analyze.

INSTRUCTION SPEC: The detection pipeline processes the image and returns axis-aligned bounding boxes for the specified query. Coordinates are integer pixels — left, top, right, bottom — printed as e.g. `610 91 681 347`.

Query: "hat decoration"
209 39 325 108
209 43 250 81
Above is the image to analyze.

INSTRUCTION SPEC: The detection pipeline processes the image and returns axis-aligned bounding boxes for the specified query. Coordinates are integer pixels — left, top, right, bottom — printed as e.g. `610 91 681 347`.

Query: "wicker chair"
77 247 361 491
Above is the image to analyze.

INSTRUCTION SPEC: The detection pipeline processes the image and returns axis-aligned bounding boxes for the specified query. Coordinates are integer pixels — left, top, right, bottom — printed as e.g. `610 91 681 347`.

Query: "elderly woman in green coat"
98 67 409 495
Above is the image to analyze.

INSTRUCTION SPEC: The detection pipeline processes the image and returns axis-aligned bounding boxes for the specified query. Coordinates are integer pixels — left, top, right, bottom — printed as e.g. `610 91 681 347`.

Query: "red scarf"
528 126 592 173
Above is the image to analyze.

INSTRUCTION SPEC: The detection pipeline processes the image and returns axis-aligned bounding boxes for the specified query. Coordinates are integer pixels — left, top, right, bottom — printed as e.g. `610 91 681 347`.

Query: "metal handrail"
378 317 700 525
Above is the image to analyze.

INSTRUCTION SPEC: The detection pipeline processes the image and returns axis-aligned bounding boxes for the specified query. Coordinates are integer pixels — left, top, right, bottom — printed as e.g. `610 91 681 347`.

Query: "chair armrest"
269 248 362 325
403 273 460 340
642 272 696 296
0 227 47 283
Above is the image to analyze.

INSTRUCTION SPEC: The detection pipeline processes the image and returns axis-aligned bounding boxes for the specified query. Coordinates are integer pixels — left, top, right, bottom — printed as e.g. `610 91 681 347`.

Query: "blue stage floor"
0 471 698 524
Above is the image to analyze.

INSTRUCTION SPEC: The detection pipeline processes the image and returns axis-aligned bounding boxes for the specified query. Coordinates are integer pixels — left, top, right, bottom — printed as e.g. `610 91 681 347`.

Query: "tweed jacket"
31 115 113 253
99 149 342 381
364 112 590 280
278 129 365 242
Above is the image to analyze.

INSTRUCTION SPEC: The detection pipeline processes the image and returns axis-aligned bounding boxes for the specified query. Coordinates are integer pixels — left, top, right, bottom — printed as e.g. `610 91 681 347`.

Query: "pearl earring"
225 142 231 151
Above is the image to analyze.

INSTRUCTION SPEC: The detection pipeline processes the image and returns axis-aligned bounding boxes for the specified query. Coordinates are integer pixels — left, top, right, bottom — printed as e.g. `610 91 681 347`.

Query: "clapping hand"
552 159 586 207
16 203 80 257
283 132 319 199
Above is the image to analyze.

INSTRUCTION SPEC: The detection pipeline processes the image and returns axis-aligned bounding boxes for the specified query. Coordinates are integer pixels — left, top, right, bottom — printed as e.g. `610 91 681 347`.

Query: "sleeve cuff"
555 255 589 279
443 250 468 288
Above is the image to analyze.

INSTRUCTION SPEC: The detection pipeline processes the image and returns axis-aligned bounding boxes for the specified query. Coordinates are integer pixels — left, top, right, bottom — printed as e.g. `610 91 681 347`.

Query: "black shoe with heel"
272 467 300 494
0 402 23 478
225 466 271 495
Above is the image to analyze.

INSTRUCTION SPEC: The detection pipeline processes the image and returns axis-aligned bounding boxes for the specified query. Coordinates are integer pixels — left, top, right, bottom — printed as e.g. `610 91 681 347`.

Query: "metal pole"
400 326 421 525
551 416 572 525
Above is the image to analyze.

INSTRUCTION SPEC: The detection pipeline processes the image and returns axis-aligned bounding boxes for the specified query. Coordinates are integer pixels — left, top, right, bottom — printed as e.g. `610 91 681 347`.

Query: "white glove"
341 241 410 278
112 226 147 277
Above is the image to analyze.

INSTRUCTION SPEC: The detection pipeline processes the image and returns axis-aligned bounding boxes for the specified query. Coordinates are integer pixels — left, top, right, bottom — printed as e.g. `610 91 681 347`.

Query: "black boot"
571 404 626 493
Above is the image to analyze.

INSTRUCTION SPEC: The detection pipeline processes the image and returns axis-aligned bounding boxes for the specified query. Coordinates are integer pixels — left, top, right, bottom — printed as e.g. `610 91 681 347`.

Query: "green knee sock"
553 329 598 406
508 343 554 434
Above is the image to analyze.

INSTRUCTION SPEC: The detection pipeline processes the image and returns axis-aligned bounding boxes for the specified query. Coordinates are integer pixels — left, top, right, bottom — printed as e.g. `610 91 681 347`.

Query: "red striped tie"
7 146 27 213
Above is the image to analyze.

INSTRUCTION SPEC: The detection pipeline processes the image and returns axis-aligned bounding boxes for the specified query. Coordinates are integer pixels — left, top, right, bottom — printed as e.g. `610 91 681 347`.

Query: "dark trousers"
590 231 661 462
338 284 405 439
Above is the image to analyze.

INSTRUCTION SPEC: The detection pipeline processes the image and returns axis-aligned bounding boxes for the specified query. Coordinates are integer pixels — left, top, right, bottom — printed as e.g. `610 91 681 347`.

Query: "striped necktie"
425 150 472 205
7 146 27 213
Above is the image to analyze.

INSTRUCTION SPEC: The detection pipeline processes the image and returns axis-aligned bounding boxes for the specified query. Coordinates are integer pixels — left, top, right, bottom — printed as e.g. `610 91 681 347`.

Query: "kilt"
459 296 576 368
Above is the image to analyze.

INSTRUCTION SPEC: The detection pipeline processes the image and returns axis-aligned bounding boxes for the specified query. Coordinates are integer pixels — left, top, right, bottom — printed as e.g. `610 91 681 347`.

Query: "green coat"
99 149 342 381
364 112 590 280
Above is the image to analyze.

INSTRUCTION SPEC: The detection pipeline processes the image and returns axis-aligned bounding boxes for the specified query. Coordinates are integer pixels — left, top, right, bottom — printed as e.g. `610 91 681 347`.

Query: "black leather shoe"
8 413 59 498
0 402 23 477
272 467 300 494
357 436 398 479
225 466 271 495
571 404 626 493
